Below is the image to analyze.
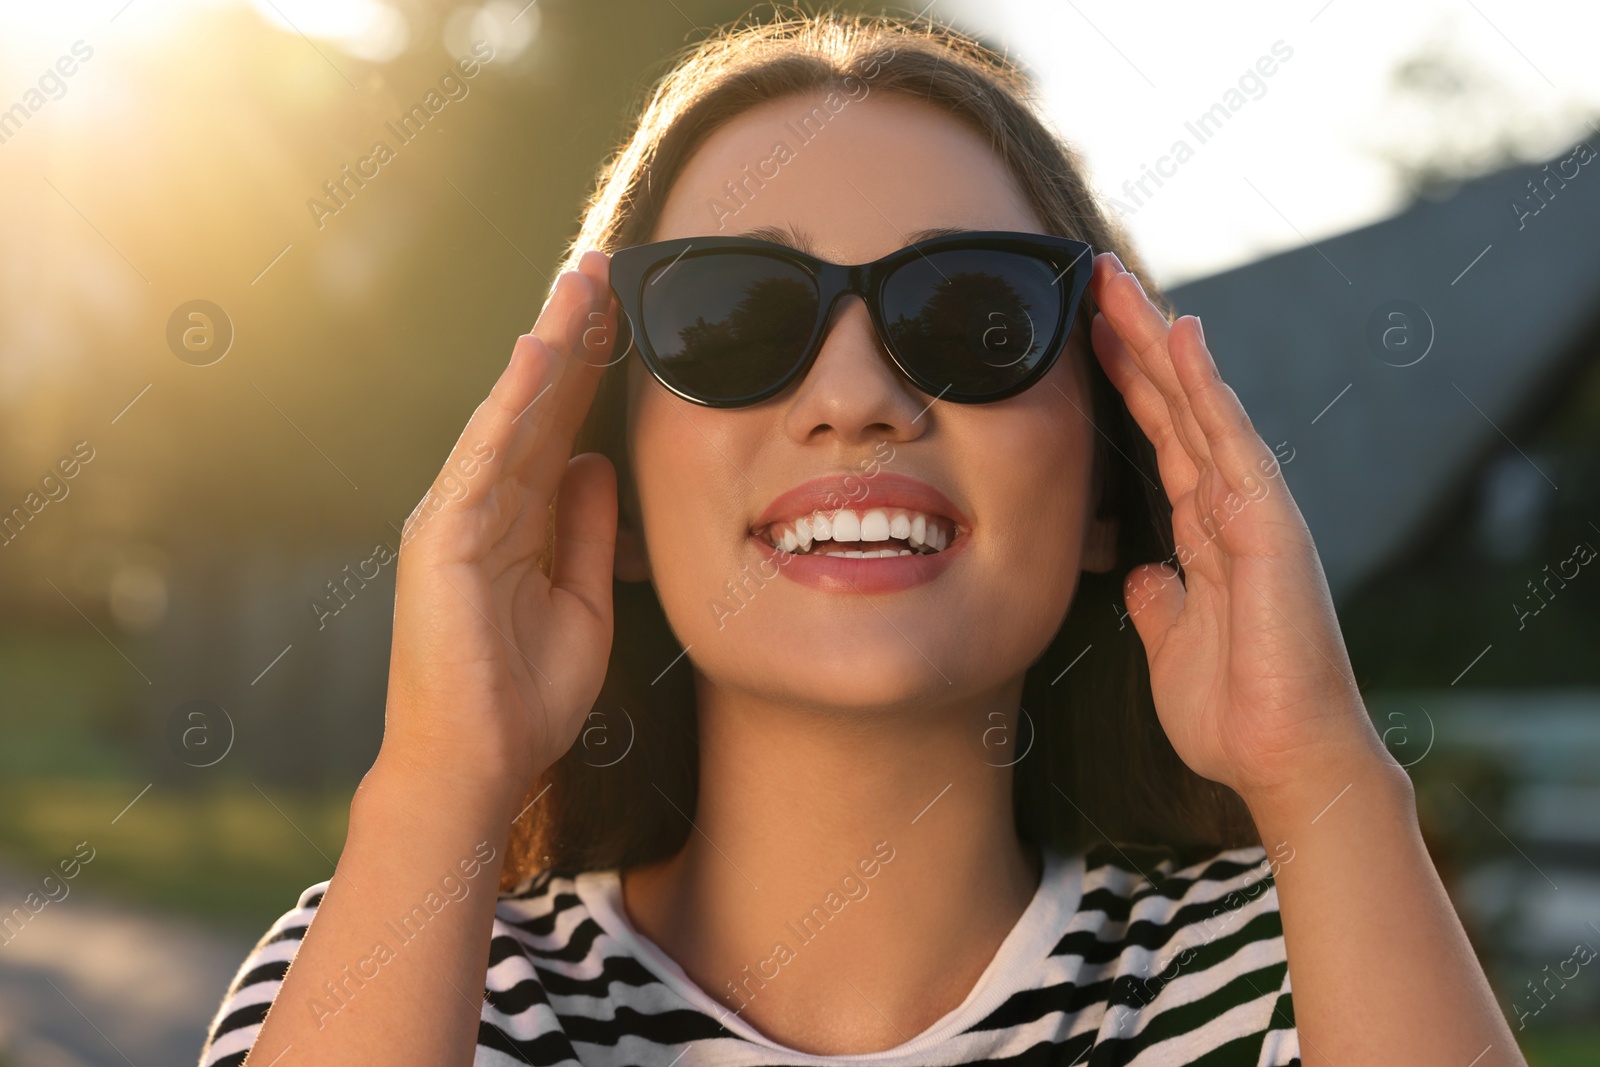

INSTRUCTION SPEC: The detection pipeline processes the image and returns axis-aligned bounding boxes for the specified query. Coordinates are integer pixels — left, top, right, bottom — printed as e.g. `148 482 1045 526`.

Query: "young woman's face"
623 90 1114 715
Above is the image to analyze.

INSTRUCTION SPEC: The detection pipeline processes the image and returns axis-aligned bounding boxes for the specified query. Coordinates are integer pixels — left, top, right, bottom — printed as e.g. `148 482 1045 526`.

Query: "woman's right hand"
378 251 621 812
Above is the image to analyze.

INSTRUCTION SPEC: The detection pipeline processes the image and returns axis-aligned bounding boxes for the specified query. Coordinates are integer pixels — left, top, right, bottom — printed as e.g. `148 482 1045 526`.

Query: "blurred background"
1 0 1597 1063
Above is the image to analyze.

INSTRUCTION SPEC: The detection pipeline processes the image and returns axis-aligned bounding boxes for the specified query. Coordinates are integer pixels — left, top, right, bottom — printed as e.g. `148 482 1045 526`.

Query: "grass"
0 630 144 778
0 631 357 936
0 775 352 938
1521 1029 1600 1066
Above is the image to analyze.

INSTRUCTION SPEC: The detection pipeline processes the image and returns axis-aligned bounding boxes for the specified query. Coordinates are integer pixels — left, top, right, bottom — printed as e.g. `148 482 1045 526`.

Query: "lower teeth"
817 547 917 558
765 536 943 557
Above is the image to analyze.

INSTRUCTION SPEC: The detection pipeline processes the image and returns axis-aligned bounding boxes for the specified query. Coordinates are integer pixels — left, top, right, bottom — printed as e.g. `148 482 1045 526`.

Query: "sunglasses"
607 230 1094 408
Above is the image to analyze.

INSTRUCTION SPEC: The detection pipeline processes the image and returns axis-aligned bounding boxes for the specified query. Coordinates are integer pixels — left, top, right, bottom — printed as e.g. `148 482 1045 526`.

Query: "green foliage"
0 776 350 936
1521 1029 1600 1067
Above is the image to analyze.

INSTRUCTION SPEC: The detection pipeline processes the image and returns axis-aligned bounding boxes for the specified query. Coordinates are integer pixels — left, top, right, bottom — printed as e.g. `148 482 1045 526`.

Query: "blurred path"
0 864 252 1067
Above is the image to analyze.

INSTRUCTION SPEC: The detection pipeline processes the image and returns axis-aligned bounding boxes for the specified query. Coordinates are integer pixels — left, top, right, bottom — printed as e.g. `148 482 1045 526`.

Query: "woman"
201 11 1521 1066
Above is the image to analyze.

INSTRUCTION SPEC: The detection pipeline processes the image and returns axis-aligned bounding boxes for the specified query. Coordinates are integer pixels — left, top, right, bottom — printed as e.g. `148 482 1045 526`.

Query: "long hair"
501 7 1256 890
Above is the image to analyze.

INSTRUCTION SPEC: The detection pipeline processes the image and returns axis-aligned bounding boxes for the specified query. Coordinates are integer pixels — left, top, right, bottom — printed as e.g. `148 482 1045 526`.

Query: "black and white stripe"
200 845 1299 1066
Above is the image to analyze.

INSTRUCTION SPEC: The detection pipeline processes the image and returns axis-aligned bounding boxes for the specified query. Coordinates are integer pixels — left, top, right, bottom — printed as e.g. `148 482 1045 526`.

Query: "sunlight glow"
943 0 1600 284
249 0 411 62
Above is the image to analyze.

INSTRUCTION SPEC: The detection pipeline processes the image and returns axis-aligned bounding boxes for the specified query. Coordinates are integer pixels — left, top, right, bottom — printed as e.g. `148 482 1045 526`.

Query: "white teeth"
860 509 890 541
763 506 956 556
819 547 915 559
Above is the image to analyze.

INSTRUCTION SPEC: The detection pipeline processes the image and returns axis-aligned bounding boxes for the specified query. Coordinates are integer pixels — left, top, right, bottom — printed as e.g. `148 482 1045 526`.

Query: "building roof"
1166 138 1600 599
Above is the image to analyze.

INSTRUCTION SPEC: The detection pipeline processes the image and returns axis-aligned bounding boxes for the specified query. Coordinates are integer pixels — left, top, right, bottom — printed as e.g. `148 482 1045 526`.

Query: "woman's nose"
781 296 929 446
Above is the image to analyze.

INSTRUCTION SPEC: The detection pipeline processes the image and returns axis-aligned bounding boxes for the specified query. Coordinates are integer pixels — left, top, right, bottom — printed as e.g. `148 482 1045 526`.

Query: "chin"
715 629 988 711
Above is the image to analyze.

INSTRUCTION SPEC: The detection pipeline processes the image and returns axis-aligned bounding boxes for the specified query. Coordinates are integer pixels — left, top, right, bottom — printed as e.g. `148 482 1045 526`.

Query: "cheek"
979 390 1099 615
627 389 747 634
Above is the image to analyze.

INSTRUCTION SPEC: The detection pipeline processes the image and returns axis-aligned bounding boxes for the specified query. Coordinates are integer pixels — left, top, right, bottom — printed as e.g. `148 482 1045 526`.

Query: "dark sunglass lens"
881 250 1065 394
640 252 819 403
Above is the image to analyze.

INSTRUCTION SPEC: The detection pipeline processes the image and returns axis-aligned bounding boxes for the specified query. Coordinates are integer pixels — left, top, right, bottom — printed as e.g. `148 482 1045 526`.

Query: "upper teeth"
762 508 954 555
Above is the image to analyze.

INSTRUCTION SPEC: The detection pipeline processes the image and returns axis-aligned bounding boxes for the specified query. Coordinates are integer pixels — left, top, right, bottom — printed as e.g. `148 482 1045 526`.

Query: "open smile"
756 506 956 557
748 472 969 593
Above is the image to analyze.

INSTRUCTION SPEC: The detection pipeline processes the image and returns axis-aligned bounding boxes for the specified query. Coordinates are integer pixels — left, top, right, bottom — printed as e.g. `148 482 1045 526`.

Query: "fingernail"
1129 272 1146 297
1106 251 1127 274
509 333 534 368
1192 315 1205 344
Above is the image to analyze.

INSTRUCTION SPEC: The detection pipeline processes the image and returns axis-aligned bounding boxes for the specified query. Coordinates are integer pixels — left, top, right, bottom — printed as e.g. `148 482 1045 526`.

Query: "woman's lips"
752 472 971 530
746 472 971 593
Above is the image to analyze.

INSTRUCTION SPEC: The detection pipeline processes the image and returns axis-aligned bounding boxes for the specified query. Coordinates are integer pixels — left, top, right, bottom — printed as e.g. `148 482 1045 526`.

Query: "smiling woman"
200 9 1526 1067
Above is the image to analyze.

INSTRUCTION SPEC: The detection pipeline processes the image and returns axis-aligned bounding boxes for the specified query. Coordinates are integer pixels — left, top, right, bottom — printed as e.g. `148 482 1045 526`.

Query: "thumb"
549 452 617 627
1122 562 1184 653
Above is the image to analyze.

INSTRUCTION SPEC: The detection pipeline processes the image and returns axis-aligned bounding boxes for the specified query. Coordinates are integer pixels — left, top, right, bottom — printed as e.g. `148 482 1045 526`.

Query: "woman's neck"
621 676 1043 1055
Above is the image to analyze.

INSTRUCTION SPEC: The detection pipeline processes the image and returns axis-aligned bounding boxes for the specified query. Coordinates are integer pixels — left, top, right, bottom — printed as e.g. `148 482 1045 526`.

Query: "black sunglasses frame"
607 230 1095 409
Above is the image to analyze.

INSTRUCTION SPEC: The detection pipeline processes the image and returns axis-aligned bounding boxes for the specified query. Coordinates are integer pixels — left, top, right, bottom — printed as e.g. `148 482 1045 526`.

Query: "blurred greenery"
0 775 350 936
0 630 137 778
0 630 350 933
1524 1031 1600 1067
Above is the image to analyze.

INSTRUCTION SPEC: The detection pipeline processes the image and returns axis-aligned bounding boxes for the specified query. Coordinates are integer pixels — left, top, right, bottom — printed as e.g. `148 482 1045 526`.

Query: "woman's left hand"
1088 251 1391 806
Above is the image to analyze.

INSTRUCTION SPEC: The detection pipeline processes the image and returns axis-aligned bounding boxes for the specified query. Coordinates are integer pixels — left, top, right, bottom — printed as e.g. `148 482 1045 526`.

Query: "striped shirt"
200 844 1299 1066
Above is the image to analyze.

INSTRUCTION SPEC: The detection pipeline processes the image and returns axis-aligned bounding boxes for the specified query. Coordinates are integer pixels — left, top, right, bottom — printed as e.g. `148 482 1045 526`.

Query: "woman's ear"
1081 513 1119 574
617 518 656 585
615 517 651 582
611 447 652 582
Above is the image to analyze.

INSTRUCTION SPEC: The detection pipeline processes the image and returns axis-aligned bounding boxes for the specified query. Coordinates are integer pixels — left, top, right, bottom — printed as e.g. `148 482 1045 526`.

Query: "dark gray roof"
1166 139 1600 599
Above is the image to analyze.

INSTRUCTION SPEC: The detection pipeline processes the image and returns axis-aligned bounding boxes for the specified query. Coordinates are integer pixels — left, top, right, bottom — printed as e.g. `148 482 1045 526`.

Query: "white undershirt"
573 848 1085 1062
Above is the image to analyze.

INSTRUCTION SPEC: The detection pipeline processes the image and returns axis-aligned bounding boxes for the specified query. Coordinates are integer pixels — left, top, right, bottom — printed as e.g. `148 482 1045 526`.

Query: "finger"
401 329 554 552
1168 316 1281 499
548 452 617 631
522 259 609 419
407 262 614 552
503 262 616 502
1090 253 1183 396
575 249 611 309
450 264 595 495
562 249 621 370
1123 561 1185 655
1090 255 1214 472
1091 311 1200 501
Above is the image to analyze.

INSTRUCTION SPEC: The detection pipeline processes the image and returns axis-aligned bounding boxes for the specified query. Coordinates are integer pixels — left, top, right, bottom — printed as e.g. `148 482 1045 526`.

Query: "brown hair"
501 7 1255 890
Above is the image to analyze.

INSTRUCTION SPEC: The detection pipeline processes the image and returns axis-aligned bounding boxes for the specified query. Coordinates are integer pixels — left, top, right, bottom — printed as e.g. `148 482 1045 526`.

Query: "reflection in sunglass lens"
881 250 1063 393
641 253 818 403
